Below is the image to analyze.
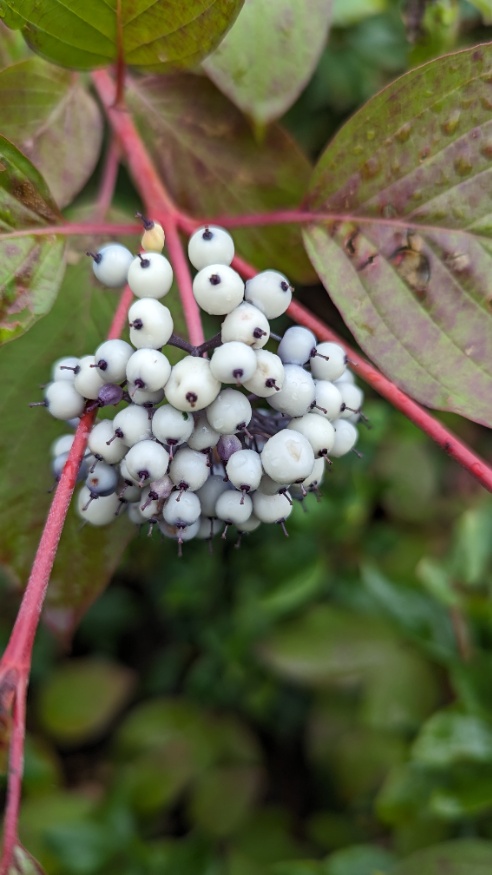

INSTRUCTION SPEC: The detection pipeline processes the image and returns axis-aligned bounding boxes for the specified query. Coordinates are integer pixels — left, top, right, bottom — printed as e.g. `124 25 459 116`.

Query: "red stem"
0 674 27 875
0 222 140 241
95 138 121 221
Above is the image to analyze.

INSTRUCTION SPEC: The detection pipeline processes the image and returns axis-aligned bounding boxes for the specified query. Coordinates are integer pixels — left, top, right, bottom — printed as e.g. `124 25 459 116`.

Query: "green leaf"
18 792 97 875
0 259 135 636
0 59 103 208
126 73 315 282
37 658 135 744
322 843 396 875
391 840 492 875
428 764 492 820
0 136 65 343
190 764 261 836
412 710 492 768
258 604 398 687
450 501 492 586
203 0 332 125
0 0 244 72
304 45 492 426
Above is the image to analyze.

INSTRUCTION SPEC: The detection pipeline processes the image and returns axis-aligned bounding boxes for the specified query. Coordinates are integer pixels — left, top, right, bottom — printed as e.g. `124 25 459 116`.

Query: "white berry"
127 252 173 299
193 264 244 315
244 270 293 319
128 298 174 349
88 243 133 288
188 225 235 270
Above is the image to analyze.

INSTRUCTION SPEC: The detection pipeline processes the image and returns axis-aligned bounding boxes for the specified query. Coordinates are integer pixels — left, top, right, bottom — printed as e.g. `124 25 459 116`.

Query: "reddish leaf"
126 73 315 282
304 44 492 426
0 136 65 344
0 59 103 209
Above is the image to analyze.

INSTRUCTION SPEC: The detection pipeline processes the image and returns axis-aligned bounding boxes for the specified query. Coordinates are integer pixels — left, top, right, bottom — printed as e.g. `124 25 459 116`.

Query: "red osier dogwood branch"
1 67 491 874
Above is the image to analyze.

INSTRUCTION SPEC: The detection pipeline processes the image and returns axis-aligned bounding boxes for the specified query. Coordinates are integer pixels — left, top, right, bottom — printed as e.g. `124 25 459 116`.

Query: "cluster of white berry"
36 218 363 551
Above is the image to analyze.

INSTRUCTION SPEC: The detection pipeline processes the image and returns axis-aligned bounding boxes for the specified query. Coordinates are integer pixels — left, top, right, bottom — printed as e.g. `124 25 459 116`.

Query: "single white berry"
127 252 173 299
221 302 270 349
206 388 252 435
331 419 359 457
215 490 253 526
127 382 165 407
278 326 316 365
52 356 79 382
50 434 75 457
128 298 174 349
44 381 85 420
210 341 257 384
94 339 134 383
126 348 172 392
88 419 127 464
112 404 152 447
244 270 293 319
312 380 343 421
310 342 347 381
158 518 200 543
169 447 210 492
165 356 221 412
77 487 120 525
188 226 235 270
261 429 315 484
151 404 194 447
193 264 244 315
85 461 119 497
338 383 364 422
268 364 315 417
287 413 335 458
73 355 107 400
163 491 201 527
187 413 220 451
252 491 293 524
87 243 133 288
242 349 284 397
124 440 170 485
226 449 262 495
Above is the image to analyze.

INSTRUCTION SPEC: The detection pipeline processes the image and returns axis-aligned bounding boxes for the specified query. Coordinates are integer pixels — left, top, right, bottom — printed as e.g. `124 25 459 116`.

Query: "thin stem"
194 208 490 243
0 674 27 875
91 69 205 347
0 222 140 241
162 219 205 347
0 280 132 874
95 138 121 221
114 0 126 108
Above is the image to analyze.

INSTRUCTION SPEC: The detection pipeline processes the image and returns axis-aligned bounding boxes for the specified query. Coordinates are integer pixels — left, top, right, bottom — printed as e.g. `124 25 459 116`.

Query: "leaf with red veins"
0 137 65 344
304 44 492 427
126 72 315 283
0 0 244 72
0 261 134 642
0 59 104 209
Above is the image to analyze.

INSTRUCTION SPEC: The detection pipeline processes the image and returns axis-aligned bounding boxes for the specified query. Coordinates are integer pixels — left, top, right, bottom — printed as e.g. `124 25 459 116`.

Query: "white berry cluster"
37 218 364 551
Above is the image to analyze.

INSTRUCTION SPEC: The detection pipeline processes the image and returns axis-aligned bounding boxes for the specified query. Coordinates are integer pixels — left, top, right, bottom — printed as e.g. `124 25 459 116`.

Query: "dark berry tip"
136 212 154 231
131 318 143 330
202 228 213 241
209 273 221 285
137 253 151 268
86 251 102 264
